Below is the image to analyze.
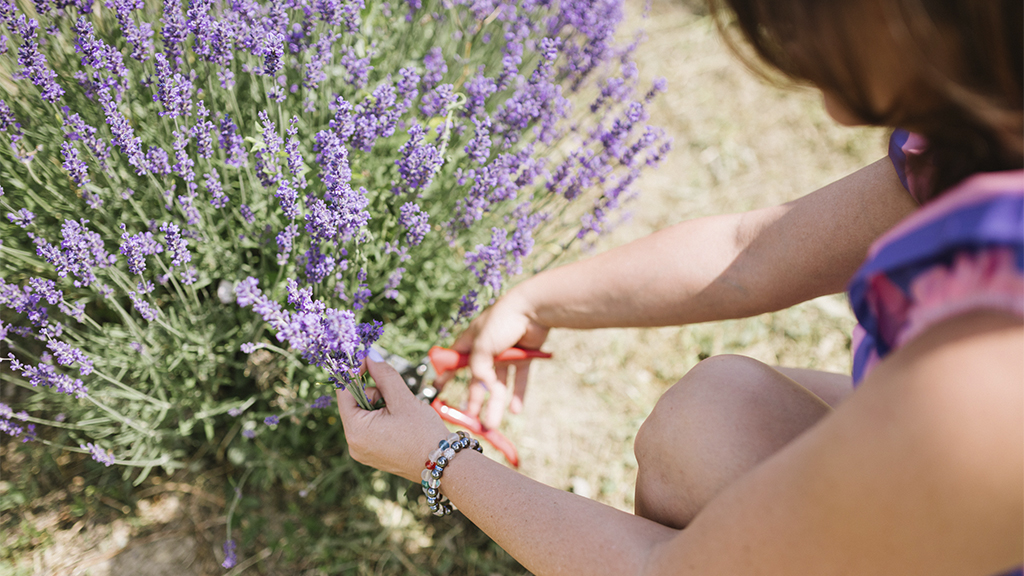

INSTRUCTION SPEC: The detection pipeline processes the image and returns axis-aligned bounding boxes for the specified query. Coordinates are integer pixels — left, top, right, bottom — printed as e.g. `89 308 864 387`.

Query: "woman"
337 1 1023 573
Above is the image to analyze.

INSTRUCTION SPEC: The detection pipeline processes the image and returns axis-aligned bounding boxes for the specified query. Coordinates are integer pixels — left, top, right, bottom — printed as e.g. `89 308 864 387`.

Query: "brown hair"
708 0 1023 200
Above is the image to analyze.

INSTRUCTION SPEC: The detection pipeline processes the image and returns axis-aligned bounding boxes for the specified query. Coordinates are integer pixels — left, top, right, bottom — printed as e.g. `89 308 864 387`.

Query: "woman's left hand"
336 351 451 483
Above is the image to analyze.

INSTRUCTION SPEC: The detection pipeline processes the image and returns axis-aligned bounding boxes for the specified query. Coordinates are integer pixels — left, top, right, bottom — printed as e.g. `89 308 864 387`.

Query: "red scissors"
379 346 552 468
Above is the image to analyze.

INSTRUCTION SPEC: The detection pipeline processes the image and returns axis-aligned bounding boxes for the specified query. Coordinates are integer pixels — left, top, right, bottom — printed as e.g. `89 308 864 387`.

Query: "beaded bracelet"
420 430 483 516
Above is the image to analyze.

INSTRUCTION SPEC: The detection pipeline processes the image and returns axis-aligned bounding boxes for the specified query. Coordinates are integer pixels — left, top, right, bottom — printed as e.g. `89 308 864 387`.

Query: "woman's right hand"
435 289 550 430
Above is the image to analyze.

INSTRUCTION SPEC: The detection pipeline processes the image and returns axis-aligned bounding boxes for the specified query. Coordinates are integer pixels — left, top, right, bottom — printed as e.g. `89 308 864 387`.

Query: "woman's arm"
339 311 1023 575
445 157 916 428
517 156 916 329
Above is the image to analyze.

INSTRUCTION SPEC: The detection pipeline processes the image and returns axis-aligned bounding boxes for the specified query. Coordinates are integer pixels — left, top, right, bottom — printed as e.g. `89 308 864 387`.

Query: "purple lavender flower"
11 15 65 102
98 88 146 174
313 129 352 198
205 170 228 208
59 300 87 323
254 32 285 76
109 0 153 61
497 40 522 91
464 227 528 294
129 291 159 321
644 77 668 103
419 83 455 118
339 46 372 89
71 18 130 98
310 395 332 409
61 141 90 187
33 219 116 288
160 0 187 67
130 342 144 353
240 342 256 353
241 429 255 439
63 110 109 168
171 129 196 189
239 204 256 224
275 181 299 220
221 540 237 569
464 115 492 165
159 222 191 267
142 147 170 176
264 415 279 425
394 123 443 193
383 267 404 299
398 202 430 246
0 403 27 438
464 73 497 117
352 285 371 310
6 208 34 228
179 266 197 285
118 224 164 276
276 224 298 265
1 99 25 158
81 442 115 466
285 126 306 190
349 83 399 152
46 339 93 375
235 278 261 307
192 101 215 159
83 191 103 210
218 114 248 168
7 353 87 396
421 47 447 91
304 32 337 90
395 66 420 111
254 111 283 187
315 0 362 30
235 276 373 383
302 243 337 285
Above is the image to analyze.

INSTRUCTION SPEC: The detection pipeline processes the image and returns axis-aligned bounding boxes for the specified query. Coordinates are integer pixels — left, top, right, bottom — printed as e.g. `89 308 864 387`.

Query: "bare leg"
633 355 853 529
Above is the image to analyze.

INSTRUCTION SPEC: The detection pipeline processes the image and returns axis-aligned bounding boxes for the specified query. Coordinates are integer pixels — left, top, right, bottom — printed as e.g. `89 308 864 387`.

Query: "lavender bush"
0 0 668 486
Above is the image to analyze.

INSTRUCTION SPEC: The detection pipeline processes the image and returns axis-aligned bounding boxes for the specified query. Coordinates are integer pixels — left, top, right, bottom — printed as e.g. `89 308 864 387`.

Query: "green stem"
224 467 254 546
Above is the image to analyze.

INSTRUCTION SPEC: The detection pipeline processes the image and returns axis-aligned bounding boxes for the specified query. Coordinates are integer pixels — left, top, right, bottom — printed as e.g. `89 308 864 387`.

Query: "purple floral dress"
847 129 1023 576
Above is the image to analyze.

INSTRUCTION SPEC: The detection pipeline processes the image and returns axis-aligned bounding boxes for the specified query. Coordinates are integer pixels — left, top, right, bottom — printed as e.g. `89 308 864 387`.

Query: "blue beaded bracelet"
420 430 482 516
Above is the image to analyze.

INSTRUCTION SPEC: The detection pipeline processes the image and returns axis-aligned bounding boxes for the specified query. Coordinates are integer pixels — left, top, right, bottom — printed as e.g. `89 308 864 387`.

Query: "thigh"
633 355 851 529
774 366 853 408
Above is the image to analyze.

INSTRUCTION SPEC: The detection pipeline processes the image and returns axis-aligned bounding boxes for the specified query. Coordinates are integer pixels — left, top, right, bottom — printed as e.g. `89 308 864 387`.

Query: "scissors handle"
427 346 552 375
431 398 520 467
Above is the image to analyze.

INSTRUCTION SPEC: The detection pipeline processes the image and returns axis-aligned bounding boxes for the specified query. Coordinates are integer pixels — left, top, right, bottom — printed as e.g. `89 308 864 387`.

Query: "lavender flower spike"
81 442 115 466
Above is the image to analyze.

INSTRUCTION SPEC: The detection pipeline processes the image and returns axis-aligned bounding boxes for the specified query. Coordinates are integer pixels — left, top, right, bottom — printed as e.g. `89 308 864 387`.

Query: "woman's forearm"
515 157 915 330
439 449 677 576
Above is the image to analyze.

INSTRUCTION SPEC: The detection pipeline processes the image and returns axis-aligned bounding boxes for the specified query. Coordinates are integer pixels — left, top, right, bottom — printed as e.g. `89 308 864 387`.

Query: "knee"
635 354 769 455
633 355 802 528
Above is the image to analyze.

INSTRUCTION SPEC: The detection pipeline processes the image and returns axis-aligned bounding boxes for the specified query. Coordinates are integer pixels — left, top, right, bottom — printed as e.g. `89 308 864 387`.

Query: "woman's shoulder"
848 166 1023 382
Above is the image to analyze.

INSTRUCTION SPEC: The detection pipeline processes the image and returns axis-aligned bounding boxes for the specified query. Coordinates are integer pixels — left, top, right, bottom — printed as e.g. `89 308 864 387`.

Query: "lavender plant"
0 0 669 482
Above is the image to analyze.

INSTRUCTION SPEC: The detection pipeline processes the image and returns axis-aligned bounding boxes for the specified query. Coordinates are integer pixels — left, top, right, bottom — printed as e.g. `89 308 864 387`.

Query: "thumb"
365 348 414 406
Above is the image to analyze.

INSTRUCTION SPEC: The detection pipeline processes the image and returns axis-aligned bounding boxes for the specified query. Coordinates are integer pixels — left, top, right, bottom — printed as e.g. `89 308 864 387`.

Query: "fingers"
466 379 487 418
482 378 508 430
364 350 414 406
336 385 360 420
468 346 500 396
509 359 531 414
433 369 453 390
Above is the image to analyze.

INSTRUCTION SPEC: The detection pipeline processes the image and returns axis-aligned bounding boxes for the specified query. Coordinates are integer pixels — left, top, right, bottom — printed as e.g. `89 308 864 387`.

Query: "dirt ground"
5 0 889 573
